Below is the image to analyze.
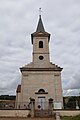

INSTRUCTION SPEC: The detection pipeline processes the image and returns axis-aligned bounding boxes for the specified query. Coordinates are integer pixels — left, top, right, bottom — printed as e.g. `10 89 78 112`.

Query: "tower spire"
36 8 45 32
31 10 50 44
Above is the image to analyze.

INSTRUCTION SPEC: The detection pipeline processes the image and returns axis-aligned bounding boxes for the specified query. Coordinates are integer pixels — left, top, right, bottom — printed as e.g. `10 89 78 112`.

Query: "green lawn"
61 115 80 120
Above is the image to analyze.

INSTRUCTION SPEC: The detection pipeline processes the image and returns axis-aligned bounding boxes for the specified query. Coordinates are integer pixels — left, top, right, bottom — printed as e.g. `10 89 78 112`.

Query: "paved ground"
0 117 55 120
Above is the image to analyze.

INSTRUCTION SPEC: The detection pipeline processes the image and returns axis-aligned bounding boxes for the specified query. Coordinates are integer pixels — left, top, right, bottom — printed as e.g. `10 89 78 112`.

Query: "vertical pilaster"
30 98 35 117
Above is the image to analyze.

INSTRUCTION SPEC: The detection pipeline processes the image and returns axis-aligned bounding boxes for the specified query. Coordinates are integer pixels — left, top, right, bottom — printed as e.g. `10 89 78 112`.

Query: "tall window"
39 41 43 48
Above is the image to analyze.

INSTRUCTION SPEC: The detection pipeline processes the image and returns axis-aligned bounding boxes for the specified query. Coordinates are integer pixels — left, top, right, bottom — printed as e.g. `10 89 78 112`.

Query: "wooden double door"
38 97 45 109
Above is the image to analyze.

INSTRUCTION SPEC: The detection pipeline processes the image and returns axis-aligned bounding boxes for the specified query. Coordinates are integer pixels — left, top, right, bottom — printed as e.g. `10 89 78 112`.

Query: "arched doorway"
35 89 48 110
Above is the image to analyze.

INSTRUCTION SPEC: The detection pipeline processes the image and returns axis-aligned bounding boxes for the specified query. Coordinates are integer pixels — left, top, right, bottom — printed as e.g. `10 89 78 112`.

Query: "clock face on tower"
39 55 44 60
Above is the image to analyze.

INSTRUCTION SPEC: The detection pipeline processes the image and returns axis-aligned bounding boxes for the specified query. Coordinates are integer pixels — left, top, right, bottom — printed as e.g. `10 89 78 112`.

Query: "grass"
61 115 80 120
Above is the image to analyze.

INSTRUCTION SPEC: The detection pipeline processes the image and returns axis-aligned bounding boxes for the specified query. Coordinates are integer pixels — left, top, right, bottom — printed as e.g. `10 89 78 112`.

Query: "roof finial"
39 8 42 17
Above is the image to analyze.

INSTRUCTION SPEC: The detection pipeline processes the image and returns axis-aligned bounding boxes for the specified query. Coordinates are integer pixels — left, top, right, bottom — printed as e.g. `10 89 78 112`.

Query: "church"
16 14 63 110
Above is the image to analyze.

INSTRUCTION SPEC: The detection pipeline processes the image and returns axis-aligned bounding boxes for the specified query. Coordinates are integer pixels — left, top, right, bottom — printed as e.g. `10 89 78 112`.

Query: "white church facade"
16 15 63 110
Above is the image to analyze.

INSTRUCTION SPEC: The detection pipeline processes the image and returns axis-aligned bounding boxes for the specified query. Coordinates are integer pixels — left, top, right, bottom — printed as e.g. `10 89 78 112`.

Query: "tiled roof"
16 85 21 93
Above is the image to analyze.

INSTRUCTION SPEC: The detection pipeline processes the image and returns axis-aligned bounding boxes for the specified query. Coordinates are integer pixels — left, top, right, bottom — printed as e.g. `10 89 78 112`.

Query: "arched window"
38 89 45 93
35 89 48 94
39 41 43 48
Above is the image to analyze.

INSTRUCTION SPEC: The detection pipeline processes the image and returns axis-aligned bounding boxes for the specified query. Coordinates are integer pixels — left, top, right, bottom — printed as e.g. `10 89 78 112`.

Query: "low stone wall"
54 110 80 116
0 110 30 117
0 109 80 117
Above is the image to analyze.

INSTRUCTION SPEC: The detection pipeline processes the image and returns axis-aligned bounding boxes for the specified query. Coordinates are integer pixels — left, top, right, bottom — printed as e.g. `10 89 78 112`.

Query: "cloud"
63 89 80 96
0 0 80 95
64 70 80 90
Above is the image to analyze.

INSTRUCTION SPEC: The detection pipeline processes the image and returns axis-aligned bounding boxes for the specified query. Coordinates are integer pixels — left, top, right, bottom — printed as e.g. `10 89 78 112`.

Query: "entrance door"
38 97 45 109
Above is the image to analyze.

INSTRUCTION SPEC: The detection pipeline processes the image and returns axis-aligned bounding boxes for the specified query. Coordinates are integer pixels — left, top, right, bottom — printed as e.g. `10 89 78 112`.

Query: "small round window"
39 56 44 60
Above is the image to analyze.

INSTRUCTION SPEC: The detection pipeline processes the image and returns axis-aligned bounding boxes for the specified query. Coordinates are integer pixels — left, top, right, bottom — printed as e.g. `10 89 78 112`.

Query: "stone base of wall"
0 110 80 117
54 110 80 116
0 110 30 117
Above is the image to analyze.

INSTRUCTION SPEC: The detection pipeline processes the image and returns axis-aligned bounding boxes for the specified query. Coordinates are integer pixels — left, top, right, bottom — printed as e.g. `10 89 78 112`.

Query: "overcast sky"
0 0 80 96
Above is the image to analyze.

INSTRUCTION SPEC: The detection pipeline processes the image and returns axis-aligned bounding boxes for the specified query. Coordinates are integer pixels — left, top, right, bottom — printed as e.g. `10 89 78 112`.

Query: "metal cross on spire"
39 8 42 17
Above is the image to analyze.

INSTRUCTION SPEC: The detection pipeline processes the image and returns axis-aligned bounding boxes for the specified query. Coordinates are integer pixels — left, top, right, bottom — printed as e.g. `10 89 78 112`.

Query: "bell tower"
16 12 63 110
31 15 50 67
